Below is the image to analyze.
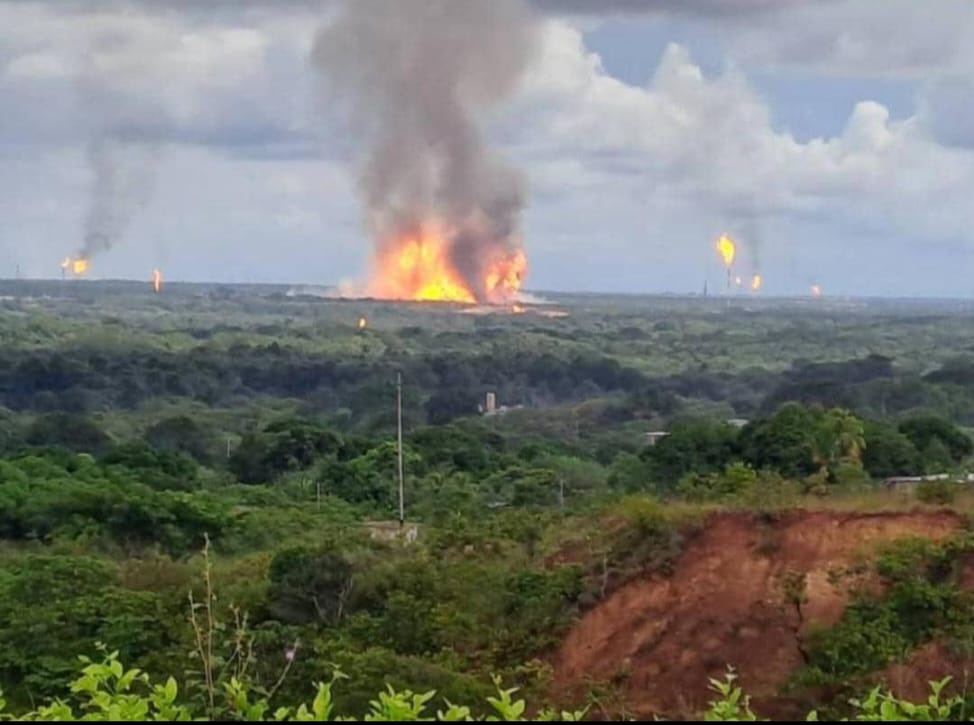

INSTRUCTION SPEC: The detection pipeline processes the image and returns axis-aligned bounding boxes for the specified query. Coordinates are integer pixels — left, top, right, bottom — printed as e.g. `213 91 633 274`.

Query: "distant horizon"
4 275 974 305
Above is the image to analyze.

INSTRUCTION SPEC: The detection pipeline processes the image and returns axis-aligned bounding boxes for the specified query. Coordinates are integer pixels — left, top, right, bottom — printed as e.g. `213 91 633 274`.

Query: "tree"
899 416 973 467
739 403 822 478
425 389 478 425
144 415 214 464
25 413 113 456
101 441 200 491
266 546 356 626
607 453 654 493
642 419 739 488
862 421 922 479
817 408 867 470
677 461 758 502
229 419 342 485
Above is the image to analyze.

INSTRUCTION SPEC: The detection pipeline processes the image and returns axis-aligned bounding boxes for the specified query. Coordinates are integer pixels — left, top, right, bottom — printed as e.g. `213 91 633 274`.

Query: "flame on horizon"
152 269 162 293
358 317 367 329
751 274 762 292
62 257 89 276
716 234 736 268
811 284 822 297
368 224 526 304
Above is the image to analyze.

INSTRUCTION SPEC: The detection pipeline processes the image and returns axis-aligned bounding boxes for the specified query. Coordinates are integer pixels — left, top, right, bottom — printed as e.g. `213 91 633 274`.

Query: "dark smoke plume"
310 0 539 302
79 133 158 260
73 36 163 264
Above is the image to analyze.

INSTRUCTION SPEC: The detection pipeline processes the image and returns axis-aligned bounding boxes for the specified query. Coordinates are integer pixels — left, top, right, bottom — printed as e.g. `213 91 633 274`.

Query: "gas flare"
751 274 762 291
62 257 89 276
358 317 367 329
367 224 525 304
716 234 736 268
152 269 162 293
811 284 822 297
734 276 743 287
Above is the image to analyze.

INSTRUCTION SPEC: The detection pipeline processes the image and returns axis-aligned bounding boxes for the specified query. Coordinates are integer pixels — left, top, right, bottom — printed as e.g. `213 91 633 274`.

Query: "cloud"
918 77 974 149
720 0 974 77
0 2 318 152
508 21 974 276
528 0 816 18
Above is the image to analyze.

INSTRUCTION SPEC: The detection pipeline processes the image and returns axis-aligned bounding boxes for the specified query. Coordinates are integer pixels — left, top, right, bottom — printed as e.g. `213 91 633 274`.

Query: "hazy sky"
2 0 974 297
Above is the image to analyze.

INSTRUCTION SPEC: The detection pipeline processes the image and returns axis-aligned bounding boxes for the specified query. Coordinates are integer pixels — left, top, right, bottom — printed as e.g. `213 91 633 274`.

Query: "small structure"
645 431 670 446
481 392 523 417
882 474 949 493
726 418 750 428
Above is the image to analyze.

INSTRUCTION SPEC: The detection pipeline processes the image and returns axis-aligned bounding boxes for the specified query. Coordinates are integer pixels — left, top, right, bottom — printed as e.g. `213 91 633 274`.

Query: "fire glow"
152 269 162 293
716 234 736 268
62 257 89 276
751 274 762 292
368 224 526 304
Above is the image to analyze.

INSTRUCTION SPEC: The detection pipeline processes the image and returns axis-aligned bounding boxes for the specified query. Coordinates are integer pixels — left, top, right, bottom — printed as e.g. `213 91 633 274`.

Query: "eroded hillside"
550 509 965 719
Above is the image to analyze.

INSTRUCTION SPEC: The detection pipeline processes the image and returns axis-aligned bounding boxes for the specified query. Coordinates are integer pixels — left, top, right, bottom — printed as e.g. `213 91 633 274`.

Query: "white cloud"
512 21 974 243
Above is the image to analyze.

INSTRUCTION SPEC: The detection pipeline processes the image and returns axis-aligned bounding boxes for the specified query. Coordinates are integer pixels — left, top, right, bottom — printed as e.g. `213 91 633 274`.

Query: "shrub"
916 479 960 505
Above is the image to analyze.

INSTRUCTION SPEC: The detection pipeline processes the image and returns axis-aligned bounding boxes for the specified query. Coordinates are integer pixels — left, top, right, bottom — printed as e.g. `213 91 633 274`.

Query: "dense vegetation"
0 651 966 721
2 281 974 718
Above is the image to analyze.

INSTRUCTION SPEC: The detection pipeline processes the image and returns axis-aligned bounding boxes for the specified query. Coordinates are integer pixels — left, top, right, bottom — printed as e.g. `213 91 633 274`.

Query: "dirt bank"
550 509 962 719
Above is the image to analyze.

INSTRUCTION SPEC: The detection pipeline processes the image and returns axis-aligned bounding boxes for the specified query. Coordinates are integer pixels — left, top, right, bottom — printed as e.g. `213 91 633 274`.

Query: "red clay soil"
549 509 962 720
880 641 974 703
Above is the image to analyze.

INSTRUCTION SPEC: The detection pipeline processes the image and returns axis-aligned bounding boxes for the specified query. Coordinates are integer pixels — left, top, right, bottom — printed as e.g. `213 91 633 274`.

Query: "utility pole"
396 372 405 531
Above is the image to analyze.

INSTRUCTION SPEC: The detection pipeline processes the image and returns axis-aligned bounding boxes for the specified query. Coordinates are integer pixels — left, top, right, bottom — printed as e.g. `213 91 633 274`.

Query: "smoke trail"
79 133 159 261
72 32 164 266
310 0 539 302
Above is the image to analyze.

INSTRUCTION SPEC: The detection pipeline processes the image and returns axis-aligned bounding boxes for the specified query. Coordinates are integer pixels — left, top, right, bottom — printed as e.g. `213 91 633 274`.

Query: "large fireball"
368 223 526 304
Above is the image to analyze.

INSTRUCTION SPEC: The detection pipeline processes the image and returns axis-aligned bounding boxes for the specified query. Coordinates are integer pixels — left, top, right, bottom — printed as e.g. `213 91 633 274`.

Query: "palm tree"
827 408 866 464
810 408 866 478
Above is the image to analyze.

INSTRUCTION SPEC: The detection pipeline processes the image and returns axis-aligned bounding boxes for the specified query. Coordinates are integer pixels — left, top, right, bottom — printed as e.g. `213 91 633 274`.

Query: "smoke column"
72 36 163 266
310 0 539 302
79 133 158 261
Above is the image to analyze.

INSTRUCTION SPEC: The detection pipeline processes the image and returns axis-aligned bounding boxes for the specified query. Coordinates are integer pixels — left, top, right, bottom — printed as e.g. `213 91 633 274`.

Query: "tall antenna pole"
396 372 405 530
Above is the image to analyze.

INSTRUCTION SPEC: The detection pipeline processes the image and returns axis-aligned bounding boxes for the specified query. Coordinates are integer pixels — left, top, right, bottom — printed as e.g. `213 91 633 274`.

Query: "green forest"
3 281 974 719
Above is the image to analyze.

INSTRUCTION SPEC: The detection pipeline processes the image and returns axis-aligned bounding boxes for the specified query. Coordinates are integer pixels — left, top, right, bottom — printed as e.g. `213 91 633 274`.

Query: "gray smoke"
73 32 164 265
79 132 158 261
310 0 539 302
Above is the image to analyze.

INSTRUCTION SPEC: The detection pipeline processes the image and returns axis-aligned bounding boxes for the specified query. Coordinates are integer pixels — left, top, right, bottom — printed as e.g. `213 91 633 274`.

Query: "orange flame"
358 317 367 329
716 234 736 268
152 269 162 293
62 257 89 275
369 223 526 304
751 274 762 291
811 284 822 297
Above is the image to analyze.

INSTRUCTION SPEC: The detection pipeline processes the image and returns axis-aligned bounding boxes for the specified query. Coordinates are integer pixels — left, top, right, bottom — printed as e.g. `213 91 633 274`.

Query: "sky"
2 0 974 298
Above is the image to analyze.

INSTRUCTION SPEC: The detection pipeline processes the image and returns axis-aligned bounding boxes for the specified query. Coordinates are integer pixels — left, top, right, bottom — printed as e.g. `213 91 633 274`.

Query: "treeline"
0 346 644 429
7 346 974 432
609 402 973 499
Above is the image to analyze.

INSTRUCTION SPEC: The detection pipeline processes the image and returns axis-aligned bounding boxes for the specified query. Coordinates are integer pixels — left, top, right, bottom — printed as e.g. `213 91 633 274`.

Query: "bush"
916 479 960 505
0 650 964 721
